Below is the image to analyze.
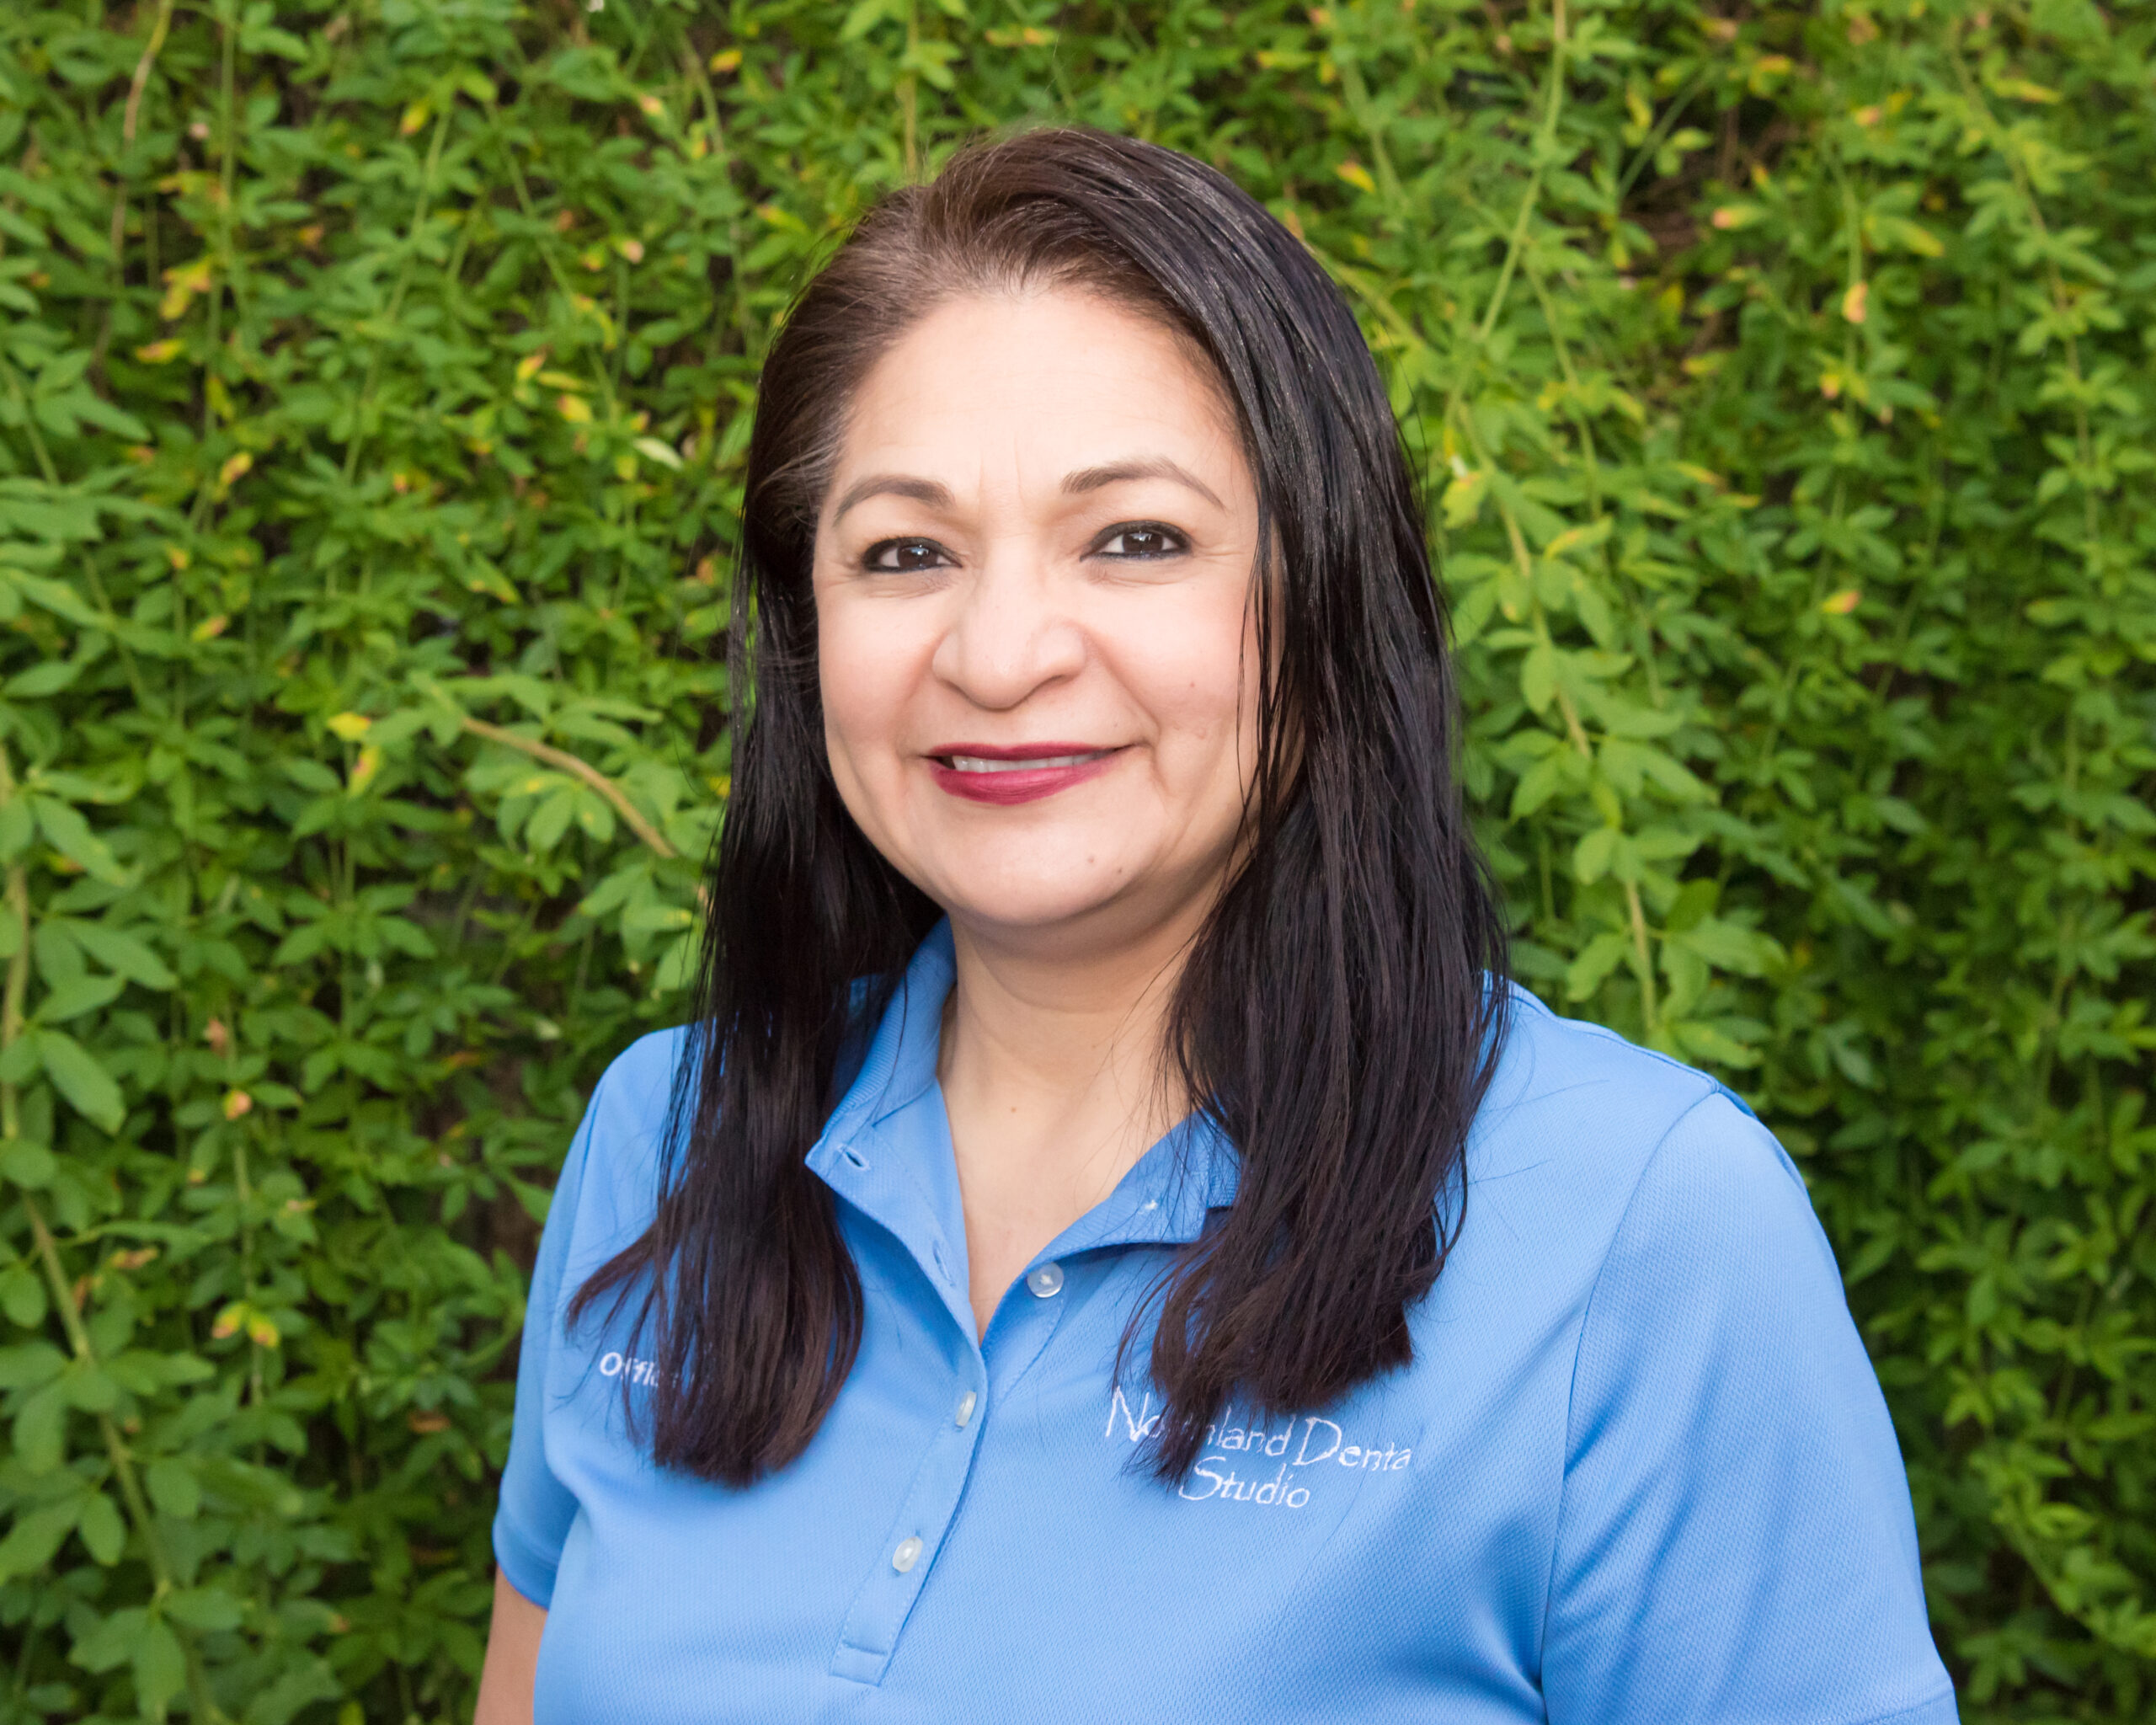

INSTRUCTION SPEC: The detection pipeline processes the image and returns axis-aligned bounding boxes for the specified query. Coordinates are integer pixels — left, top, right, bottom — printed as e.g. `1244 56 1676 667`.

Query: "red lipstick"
926 743 1122 805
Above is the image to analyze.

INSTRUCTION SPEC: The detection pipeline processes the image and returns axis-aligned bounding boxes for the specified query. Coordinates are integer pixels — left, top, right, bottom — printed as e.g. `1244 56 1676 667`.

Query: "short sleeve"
1543 1093 1958 1725
491 1079 604 1610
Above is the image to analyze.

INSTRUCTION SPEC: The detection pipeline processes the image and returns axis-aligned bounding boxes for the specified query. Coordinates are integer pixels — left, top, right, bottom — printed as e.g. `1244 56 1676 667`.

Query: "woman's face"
813 289 1262 953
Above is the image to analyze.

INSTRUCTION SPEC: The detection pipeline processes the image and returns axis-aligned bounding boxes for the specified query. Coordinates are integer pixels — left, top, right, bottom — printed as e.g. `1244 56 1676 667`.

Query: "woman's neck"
937 912 1197 1338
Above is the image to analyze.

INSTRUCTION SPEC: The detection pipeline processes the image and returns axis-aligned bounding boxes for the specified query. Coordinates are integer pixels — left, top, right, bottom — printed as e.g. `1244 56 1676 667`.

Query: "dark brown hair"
572 126 1509 1484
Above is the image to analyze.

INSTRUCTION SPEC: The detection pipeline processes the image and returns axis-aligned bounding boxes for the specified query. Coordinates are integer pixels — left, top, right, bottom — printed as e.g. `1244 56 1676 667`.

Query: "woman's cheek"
819 604 915 814
1117 611 1257 789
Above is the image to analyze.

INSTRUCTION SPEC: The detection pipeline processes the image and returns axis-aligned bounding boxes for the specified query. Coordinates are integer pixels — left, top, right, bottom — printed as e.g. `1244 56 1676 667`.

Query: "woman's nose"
928 554 1086 711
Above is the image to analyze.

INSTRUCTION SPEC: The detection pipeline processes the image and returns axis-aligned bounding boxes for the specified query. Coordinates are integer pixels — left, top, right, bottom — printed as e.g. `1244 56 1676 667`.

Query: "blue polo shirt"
495 924 1956 1723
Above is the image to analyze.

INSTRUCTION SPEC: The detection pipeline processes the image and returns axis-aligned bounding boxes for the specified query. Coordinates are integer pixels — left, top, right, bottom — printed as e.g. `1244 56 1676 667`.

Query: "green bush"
0 0 2148 1717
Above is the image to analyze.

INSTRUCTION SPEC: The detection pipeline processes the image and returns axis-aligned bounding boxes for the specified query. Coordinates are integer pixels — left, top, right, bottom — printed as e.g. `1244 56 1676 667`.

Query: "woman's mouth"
927 745 1122 805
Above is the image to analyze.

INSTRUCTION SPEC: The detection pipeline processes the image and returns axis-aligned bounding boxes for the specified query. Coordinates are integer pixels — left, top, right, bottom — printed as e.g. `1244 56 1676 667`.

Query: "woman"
476 130 1956 1723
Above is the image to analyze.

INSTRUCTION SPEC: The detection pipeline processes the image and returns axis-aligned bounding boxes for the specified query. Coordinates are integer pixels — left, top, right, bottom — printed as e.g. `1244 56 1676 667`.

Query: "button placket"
978 1252 1081 1422
829 1354 992 1687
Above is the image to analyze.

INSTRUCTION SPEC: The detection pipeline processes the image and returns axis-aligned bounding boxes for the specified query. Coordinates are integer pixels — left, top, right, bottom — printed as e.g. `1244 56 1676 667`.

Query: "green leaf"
841 0 895 39
165 1586 243 1632
108 1350 215 1392
67 922 178 990
1519 643 1559 715
1442 468 1487 527
0 1343 66 1388
0 1266 46 1328
62 1364 119 1413
10 574 103 631
0 1036 37 1086
1662 879 1718 932
69 1605 147 1674
1564 931 1630 1001
1573 825 1620 884
7 659 81 698
32 972 125 1024
1509 751 1576 820
76 1489 125 1564
1670 916 1781 975
33 1028 125 1131
0 1137 56 1188
0 1498 82 1583
0 1337 66 1397
71 394 151 441
13 1379 69 1472
1668 1019 1764 1069
134 1616 187 1720
144 1457 201 1520
524 788 579 854
654 932 699 992
0 798 30 862
29 795 125 884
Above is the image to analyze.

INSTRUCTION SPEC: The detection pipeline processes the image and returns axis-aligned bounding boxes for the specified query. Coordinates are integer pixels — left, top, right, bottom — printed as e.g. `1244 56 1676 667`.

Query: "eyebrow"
829 456 1224 524
830 474 953 523
1062 457 1223 509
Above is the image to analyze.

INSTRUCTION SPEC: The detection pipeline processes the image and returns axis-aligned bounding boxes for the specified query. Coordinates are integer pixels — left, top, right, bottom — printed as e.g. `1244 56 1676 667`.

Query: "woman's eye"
1093 524 1187 559
863 538 949 573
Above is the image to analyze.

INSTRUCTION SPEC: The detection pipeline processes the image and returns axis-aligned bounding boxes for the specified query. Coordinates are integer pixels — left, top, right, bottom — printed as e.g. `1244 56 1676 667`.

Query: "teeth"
947 752 1103 773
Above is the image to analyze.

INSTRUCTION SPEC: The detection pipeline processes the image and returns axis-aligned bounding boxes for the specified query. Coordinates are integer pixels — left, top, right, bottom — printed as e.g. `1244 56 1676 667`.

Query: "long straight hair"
572 128 1509 1485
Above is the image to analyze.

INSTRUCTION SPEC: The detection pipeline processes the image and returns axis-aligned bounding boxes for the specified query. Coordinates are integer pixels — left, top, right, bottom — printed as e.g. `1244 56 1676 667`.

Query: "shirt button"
891 1535 923 1574
954 1389 977 1428
1026 1263 1065 1298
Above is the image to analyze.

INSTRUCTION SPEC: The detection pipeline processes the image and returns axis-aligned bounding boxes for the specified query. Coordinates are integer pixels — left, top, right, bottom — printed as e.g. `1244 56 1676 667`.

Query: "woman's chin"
939 882 1134 937
931 866 1196 953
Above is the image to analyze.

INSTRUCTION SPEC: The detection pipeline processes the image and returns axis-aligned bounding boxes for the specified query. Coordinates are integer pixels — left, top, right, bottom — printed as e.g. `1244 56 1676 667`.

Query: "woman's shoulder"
583 1025 691 1147
1483 980 1761 1130
1463 983 1812 1272
547 1025 692 1262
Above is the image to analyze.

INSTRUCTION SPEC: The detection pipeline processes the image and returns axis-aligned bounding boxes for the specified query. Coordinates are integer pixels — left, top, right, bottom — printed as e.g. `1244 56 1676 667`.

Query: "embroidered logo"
1104 1387 1412 1509
598 1350 663 1387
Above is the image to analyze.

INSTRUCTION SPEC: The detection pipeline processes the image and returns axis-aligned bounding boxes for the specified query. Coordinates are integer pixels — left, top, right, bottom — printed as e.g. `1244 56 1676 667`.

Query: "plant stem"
1625 880 1658 1036
459 717 677 861
0 750 226 1723
682 45 755 355
1476 0 1568 347
1448 398 1657 1034
1614 65 1707 204
108 0 179 267
341 107 456 486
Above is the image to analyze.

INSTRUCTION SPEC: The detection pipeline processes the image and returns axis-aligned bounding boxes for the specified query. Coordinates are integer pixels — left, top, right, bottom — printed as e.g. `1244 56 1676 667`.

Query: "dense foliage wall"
0 0 2148 1717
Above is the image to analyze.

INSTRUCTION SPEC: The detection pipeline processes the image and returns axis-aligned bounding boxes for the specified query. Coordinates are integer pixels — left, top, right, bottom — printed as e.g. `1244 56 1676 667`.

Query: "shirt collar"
1050 1111 1241 1256
823 920 955 1140
806 922 1241 1293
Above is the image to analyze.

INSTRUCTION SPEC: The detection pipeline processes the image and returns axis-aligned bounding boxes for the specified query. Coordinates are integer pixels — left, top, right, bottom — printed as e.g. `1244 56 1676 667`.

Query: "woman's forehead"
830 291 1244 500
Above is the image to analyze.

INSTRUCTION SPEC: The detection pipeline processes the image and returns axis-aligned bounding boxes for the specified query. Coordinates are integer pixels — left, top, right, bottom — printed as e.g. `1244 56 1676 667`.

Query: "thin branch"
109 0 179 267
1477 0 1570 346
0 750 226 1723
458 717 679 860
1447 401 1658 1035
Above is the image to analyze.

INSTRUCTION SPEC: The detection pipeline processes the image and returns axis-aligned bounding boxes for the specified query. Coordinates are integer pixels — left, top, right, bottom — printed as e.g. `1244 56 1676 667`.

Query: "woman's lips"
926 745 1122 805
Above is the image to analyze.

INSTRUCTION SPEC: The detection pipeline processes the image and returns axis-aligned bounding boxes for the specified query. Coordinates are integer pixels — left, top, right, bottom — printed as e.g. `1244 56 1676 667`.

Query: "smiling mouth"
941 750 1113 774
926 745 1123 804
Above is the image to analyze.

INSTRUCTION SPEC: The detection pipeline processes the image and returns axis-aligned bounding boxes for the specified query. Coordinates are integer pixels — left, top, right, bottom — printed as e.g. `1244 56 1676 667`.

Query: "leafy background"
0 0 2148 1717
